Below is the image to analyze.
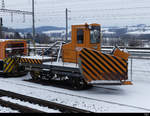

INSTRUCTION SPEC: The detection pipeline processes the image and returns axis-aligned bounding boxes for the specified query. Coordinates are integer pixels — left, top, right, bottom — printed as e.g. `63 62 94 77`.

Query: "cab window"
5 43 25 57
90 27 100 44
77 29 84 44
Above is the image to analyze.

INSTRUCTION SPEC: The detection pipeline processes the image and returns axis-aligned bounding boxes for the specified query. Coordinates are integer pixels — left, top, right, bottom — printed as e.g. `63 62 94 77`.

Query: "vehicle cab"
62 23 101 63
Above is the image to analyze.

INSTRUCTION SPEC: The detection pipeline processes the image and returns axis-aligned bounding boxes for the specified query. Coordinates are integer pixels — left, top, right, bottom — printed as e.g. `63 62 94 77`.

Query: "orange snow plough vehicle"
1 23 132 89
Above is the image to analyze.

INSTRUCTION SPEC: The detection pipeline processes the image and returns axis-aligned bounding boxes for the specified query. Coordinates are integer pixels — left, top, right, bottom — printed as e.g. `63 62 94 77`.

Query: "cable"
2 0 150 29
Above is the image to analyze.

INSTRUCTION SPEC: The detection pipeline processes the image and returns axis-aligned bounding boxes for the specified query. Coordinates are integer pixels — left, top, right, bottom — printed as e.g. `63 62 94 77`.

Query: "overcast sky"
1 0 150 28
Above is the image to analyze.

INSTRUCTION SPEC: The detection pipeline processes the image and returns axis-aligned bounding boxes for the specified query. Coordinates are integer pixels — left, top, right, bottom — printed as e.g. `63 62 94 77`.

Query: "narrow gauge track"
0 89 92 113
1 79 150 112
0 99 45 113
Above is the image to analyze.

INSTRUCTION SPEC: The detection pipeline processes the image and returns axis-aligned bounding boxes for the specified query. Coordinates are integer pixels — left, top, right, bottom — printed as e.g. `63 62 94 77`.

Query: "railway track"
0 99 45 113
0 89 92 113
0 79 150 112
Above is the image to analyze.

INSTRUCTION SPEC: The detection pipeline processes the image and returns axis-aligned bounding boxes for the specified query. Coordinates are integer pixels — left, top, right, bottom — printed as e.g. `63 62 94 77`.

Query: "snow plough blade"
79 48 132 85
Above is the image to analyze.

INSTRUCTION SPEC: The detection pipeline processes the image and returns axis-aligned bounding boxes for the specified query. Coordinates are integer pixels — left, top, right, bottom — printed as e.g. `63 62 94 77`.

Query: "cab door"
74 28 86 51
72 28 87 63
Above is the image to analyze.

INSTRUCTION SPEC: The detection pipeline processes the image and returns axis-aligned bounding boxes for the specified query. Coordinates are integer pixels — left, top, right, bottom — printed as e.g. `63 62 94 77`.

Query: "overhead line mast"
65 8 68 41
0 0 34 39
32 0 35 41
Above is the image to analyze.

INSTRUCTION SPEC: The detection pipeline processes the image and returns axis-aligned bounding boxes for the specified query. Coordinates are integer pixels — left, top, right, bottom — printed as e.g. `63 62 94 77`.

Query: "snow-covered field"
0 58 150 113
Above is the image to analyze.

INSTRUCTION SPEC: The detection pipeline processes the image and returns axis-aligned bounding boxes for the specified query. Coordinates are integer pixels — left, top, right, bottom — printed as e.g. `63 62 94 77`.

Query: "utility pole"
0 0 4 39
0 0 33 38
32 0 36 55
0 17 2 38
65 8 68 41
32 0 35 40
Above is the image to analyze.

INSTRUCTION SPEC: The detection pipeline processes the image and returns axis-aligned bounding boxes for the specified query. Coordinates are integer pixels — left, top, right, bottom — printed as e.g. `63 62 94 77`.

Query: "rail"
0 89 93 113
0 99 45 113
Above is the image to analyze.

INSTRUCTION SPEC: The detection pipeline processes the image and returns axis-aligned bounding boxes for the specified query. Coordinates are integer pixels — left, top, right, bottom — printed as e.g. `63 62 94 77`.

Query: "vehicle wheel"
30 71 41 80
70 77 87 90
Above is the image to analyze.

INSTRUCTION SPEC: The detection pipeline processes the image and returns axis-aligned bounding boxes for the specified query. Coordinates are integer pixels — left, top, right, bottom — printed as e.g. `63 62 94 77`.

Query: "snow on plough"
0 23 132 89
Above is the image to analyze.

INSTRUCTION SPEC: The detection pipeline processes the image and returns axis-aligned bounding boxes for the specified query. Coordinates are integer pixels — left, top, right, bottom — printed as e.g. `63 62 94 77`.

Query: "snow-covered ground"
0 58 150 113
127 30 150 35
0 106 19 113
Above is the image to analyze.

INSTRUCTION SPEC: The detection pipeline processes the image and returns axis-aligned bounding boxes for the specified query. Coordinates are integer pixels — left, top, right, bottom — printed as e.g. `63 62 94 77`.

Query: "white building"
3 32 15 38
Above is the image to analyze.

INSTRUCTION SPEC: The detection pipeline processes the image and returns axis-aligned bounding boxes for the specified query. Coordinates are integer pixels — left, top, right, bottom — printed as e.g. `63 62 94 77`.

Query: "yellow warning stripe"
80 53 104 80
30 59 35 64
4 58 12 69
86 49 126 80
81 49 116 80
34 59 38 64
3 57 19 73
37 60 41 64
18 58 42 64
80 48 128 81
114 56 127 67
82 66 93 82
7 62 16 73
97 53 126 80
24 58 28 63
3 58 8 68
82 49 115 80
107 55 127 72
16 58 20 63
27 59 32 63
80 57 100 81
100 53 125 75
4 63 7 68
4 59 14 72
21 58 24 63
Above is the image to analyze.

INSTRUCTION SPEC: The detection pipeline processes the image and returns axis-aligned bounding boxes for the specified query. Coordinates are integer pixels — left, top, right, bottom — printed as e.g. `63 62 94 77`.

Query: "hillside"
15 26 65 33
